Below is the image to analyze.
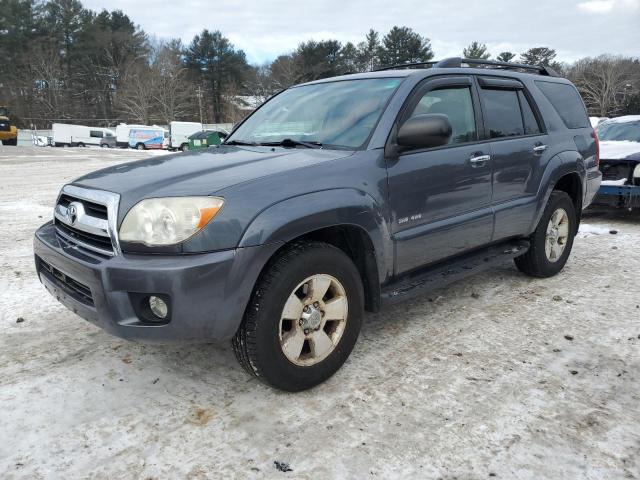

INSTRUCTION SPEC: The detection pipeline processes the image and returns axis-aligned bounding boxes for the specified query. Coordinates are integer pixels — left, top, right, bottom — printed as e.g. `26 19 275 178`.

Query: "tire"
136 143 145 150
514 191 577 278
100 143 108 148
180 143 188 151
232 242 364 391
77 142 85 148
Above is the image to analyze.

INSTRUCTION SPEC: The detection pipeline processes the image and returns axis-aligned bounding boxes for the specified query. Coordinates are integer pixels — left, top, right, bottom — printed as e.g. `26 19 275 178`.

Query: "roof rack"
375 57 560 77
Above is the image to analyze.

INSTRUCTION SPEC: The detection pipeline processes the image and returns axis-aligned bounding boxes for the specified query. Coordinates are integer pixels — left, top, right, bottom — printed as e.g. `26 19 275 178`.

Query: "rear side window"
90 130 103 138
535 81 590 129
481 89 524 138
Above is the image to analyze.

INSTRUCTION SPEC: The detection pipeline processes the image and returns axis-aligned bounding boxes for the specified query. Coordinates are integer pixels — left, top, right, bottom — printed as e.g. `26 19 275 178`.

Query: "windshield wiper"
224 139 258 146
258 138 323 149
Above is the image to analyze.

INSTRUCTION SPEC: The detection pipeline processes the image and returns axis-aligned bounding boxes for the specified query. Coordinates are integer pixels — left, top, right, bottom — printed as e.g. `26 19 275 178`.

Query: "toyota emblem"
67 203 78 225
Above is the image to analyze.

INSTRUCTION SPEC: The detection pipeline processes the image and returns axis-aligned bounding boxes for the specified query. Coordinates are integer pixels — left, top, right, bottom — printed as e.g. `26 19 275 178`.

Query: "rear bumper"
584 169 602 209
34 221 280 342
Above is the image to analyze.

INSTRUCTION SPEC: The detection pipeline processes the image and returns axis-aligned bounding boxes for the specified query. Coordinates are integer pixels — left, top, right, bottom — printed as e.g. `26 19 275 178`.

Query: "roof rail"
375 57 560 77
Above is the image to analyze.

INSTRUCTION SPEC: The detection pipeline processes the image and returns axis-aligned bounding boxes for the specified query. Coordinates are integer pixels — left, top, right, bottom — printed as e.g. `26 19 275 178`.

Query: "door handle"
469 154 491 167
533 144 547 153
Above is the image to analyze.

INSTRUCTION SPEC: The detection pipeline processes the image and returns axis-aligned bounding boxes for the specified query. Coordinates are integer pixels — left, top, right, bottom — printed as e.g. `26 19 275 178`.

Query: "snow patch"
599 140 640 160
578 223 615 235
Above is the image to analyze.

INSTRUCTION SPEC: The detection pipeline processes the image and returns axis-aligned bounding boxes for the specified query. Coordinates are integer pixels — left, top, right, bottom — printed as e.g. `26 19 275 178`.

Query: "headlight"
119 197 224 246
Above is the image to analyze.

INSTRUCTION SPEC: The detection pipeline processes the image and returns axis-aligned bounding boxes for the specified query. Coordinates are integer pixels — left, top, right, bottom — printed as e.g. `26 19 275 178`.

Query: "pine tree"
463 41 490 60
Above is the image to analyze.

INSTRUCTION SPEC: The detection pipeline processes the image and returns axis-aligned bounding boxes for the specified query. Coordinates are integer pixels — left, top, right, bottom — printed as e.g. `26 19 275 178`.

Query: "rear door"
477 76 550 239
386 75 494 275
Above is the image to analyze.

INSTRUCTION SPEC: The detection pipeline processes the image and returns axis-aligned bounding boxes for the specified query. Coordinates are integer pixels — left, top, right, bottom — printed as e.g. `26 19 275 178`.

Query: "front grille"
38 257 94 306
55 220 114 253
53 186 120 256
58 194 108 220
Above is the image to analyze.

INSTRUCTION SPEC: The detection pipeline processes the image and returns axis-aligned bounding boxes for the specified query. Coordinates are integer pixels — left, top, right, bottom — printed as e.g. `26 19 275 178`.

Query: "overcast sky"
83 0 639 64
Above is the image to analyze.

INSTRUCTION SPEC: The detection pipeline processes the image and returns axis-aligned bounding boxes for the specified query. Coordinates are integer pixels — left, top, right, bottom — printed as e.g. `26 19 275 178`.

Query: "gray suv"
34 58 601 391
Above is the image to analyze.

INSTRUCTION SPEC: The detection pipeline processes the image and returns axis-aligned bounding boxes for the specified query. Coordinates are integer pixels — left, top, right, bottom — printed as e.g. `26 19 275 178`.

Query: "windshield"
597 121 640 142
227 78 402 149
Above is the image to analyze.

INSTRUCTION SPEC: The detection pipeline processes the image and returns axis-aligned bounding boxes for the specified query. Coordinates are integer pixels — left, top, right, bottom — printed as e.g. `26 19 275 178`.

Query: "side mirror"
397 114 452 150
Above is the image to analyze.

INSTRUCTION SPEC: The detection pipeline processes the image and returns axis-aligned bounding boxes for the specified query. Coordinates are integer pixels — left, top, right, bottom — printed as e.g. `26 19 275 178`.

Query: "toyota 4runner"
34 58 601 391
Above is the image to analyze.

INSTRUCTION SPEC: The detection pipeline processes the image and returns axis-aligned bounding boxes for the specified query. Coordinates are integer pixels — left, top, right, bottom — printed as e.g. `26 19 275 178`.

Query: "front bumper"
34 221 280 342
593 184 640 209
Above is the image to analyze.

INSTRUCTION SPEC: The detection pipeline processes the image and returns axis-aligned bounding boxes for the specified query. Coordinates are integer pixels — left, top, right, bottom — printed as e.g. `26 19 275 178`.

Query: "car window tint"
481 89 524 138
518 91 541 135
410 87 477 144
535 81 590 129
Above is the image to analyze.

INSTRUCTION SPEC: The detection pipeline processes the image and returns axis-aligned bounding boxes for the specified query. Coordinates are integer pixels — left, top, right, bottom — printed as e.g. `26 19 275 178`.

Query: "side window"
481 89 524 138
409 86 477 145
535 81 590 129
90 130 103 138
518 91 541 135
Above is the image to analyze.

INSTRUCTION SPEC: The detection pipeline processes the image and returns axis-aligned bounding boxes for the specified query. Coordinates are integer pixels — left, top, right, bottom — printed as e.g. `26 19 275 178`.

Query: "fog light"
149 296 168 319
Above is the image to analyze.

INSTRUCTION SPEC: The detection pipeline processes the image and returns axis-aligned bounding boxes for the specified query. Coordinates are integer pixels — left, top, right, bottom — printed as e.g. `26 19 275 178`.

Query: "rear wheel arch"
552 172 583 234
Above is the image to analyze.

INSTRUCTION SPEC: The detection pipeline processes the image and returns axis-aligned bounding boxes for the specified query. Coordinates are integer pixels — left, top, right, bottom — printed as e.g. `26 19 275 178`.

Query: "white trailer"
169 121 203 151
52 124 115 147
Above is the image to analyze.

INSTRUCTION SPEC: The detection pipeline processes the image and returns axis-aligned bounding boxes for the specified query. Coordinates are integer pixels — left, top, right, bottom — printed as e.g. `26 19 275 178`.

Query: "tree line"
1 0 638 129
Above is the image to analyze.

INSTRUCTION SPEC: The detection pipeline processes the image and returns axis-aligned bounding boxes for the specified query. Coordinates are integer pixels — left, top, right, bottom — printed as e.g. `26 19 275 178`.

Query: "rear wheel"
136 143 145 150
232 242 364 391
180 143 188 151
515 191 576 277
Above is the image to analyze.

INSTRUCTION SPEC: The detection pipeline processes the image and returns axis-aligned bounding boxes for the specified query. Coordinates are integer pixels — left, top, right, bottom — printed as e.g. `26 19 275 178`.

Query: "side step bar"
381 239 530 305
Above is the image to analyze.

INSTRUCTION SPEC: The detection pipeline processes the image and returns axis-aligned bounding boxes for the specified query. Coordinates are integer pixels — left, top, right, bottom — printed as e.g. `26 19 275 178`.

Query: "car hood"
599 140 640 160
73 146 354 203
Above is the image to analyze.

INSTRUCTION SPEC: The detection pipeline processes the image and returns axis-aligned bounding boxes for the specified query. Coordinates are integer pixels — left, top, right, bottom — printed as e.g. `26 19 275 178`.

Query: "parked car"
589 116 609 128
593 115 640 208
100 134 117 148
34 57 600 391
52 123 115 147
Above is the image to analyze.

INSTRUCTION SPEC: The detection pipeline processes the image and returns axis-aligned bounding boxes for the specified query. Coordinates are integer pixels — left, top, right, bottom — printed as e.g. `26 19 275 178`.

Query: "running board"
381 240 530 305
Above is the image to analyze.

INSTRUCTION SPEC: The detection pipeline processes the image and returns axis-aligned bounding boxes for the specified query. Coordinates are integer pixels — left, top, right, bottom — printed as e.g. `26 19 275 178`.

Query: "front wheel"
515 191 577 277
136 143 145 150
232 242 364 391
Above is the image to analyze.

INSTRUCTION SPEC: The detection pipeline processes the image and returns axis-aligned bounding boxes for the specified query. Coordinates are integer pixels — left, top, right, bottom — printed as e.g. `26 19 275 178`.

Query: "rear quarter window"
535 81 590 129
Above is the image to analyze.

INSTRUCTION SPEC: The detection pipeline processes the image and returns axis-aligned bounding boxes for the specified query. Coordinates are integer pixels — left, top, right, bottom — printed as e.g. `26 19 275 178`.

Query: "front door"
386 76 494 275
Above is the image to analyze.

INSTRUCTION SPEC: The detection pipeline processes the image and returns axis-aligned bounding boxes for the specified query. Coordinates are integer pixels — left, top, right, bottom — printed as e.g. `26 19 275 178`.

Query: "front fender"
238 189 392 282
529 150 585 234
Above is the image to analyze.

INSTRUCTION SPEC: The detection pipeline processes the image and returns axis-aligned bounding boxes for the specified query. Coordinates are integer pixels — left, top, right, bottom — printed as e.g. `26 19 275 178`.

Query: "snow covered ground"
1 146 639 479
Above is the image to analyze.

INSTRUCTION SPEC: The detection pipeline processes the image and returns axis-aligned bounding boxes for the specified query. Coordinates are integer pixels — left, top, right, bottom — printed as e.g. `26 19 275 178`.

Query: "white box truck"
169 121 202 151
115 124 147 148
52 124 115 147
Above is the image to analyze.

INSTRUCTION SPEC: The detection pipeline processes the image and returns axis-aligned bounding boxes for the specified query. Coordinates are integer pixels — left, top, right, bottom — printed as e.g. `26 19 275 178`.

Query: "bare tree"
568 55 640 116
152 40 193 123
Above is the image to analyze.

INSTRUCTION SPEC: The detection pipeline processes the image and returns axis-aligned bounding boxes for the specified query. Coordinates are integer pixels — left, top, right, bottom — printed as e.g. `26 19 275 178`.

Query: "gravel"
1 146 639 479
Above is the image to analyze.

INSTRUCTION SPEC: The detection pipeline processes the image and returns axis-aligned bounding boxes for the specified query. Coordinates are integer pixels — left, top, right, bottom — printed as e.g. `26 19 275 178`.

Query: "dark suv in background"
34 58 601 391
